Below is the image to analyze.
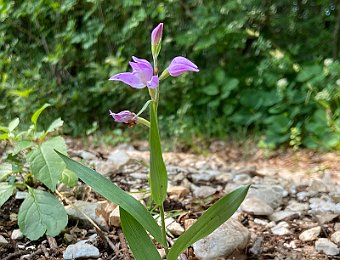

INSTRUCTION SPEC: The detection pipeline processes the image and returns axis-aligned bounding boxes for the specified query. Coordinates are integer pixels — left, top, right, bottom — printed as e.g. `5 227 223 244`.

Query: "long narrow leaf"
167 185 250 260
149 102 168 205
56 151 164 246
120 208 162 260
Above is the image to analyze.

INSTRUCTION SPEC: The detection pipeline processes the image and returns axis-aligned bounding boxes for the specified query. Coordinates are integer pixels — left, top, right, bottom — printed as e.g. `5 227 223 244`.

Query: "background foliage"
1 0 339 149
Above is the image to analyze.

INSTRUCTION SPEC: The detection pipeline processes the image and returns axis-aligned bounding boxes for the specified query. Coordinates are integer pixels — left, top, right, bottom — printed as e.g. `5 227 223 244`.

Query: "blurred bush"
0 0 339 149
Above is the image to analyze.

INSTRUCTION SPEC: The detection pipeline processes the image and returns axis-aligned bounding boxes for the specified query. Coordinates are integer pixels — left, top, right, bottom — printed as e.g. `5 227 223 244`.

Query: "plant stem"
159 203 168 254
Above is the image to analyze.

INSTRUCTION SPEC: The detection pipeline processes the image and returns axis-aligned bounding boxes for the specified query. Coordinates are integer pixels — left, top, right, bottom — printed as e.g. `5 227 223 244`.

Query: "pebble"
299 226 321 241
269 210 299 222
335 222 340 231
315 238 339 256
309 197 336 214
65 201 109 230
247 185 285 209
165 218 184 236
15 191 28 200
0 235 8 244
109 207 120 227
286 200 309 212
297 191 310 201
193 219 250 259
79 151 97 160
184 219 196 230
168 186 190 198
108 150 131 167
331 230 340 244
271 222 291 235
11 229 23 240
233 174 252 185
63 242 100 259
309 179 328 193
241 197 274 216
192 185 217 198
191 170 221 182
316 213 339 224
253 218 269 226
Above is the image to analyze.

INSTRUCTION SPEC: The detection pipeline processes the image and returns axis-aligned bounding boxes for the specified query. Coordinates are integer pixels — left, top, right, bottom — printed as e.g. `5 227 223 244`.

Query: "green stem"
136 117 150 128
159 203 168 254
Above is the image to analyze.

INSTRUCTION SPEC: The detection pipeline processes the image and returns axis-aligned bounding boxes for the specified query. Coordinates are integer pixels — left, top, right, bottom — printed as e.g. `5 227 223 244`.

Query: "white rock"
299 226 321 241
286 201 309 212
65 201 109 230
63 242 100 259
309 179 328 193
0 235 8 244
241 197 274 216
335 222 340 231
165 218 184 236
15 191 28 200
168 186 189 198
191 170 221 182
233 174 252 185
80 151 97 160
109 207 120 227
271 222 291 235
247 185 285 209
193 219 250 259
331 230 340 244
254 218 269 226
192 185 217 198
11 229 23 240
108 150 131 167
309 197 336 214
315 238 339 256
184 219 196 230
269 210 299 222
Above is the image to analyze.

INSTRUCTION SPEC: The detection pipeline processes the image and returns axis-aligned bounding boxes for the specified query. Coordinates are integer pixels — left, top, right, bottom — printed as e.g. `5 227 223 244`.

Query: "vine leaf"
28 136 67 191
18 188 68 240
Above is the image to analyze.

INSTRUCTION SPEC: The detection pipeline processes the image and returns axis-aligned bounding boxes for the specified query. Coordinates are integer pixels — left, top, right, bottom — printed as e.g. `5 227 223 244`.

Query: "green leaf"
167 185 250 260
18 188 68 240
149 102 168 205
13 140 34 155
202 84 219 96
0 183 15 207
56 151 164 246
31 103 51 128
0 163 13 179
296 65 323 82
46 118 64 133
60 168 78 187
221 78 239 99
120 208 162 260
28 136 67 191
8 118 20 132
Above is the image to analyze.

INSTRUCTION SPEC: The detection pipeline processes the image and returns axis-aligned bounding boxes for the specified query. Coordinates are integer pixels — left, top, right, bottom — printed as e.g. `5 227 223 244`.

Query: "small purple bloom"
109 56 159 89
109 110 136 124
151 23 163 46
168 56 199 77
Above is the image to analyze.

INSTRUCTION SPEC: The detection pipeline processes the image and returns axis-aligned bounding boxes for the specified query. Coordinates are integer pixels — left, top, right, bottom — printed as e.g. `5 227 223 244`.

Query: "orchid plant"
57 23 249 260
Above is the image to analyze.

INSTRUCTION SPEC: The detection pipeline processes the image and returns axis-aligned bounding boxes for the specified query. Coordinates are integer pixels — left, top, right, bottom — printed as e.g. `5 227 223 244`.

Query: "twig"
47 235 58 249
118 229 131 260
3 250 29 260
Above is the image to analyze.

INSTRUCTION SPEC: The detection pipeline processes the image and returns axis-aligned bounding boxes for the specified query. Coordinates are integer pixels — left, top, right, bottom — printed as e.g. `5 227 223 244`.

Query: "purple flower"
168 56 199 77
109 56 159 89
109 110 136 124
151 23 163 46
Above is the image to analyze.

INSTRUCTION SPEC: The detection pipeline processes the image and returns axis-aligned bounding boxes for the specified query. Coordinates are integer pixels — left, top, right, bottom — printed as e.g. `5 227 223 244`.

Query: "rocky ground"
0 139 339 259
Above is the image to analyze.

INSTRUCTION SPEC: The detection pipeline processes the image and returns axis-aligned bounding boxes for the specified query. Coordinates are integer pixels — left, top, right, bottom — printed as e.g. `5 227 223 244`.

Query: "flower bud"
109 110 137 126
151 23 163 60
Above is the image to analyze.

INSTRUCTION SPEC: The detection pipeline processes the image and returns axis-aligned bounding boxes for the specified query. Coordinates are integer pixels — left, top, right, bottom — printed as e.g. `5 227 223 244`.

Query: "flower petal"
109 72 145 89
129 61 153 84
109 110 136 123
147 75 159 89
168 56 199 77
151 23 163 46
132 56 153 71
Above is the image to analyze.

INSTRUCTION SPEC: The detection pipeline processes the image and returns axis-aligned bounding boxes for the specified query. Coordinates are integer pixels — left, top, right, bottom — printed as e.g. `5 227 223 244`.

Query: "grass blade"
56 151 164 246
120 208 162 260
167 185 250 260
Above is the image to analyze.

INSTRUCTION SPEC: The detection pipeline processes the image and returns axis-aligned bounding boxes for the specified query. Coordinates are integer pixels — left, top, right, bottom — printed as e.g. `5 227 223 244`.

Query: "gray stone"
109 207 120 227
165 217 184 236
331 230 340 244
15 191 28 200
297 191 310 201
11 229 23 240
271 221 291 235
193 219 250 259
191 170 221 182
0 235 8 245
108 150 131 167
299 226 321 241
233 174 252 185
269 210 299 222
241 197 274 216
63 242 100 259
79 151 97 160
286 201 309 212
192 185 217 198
309 198 337 214
247 185 285 209
309 179 328 193
253 218 269 226
65 201 109 230
316 213 339 224
335 222 340 231
315 238 339 256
